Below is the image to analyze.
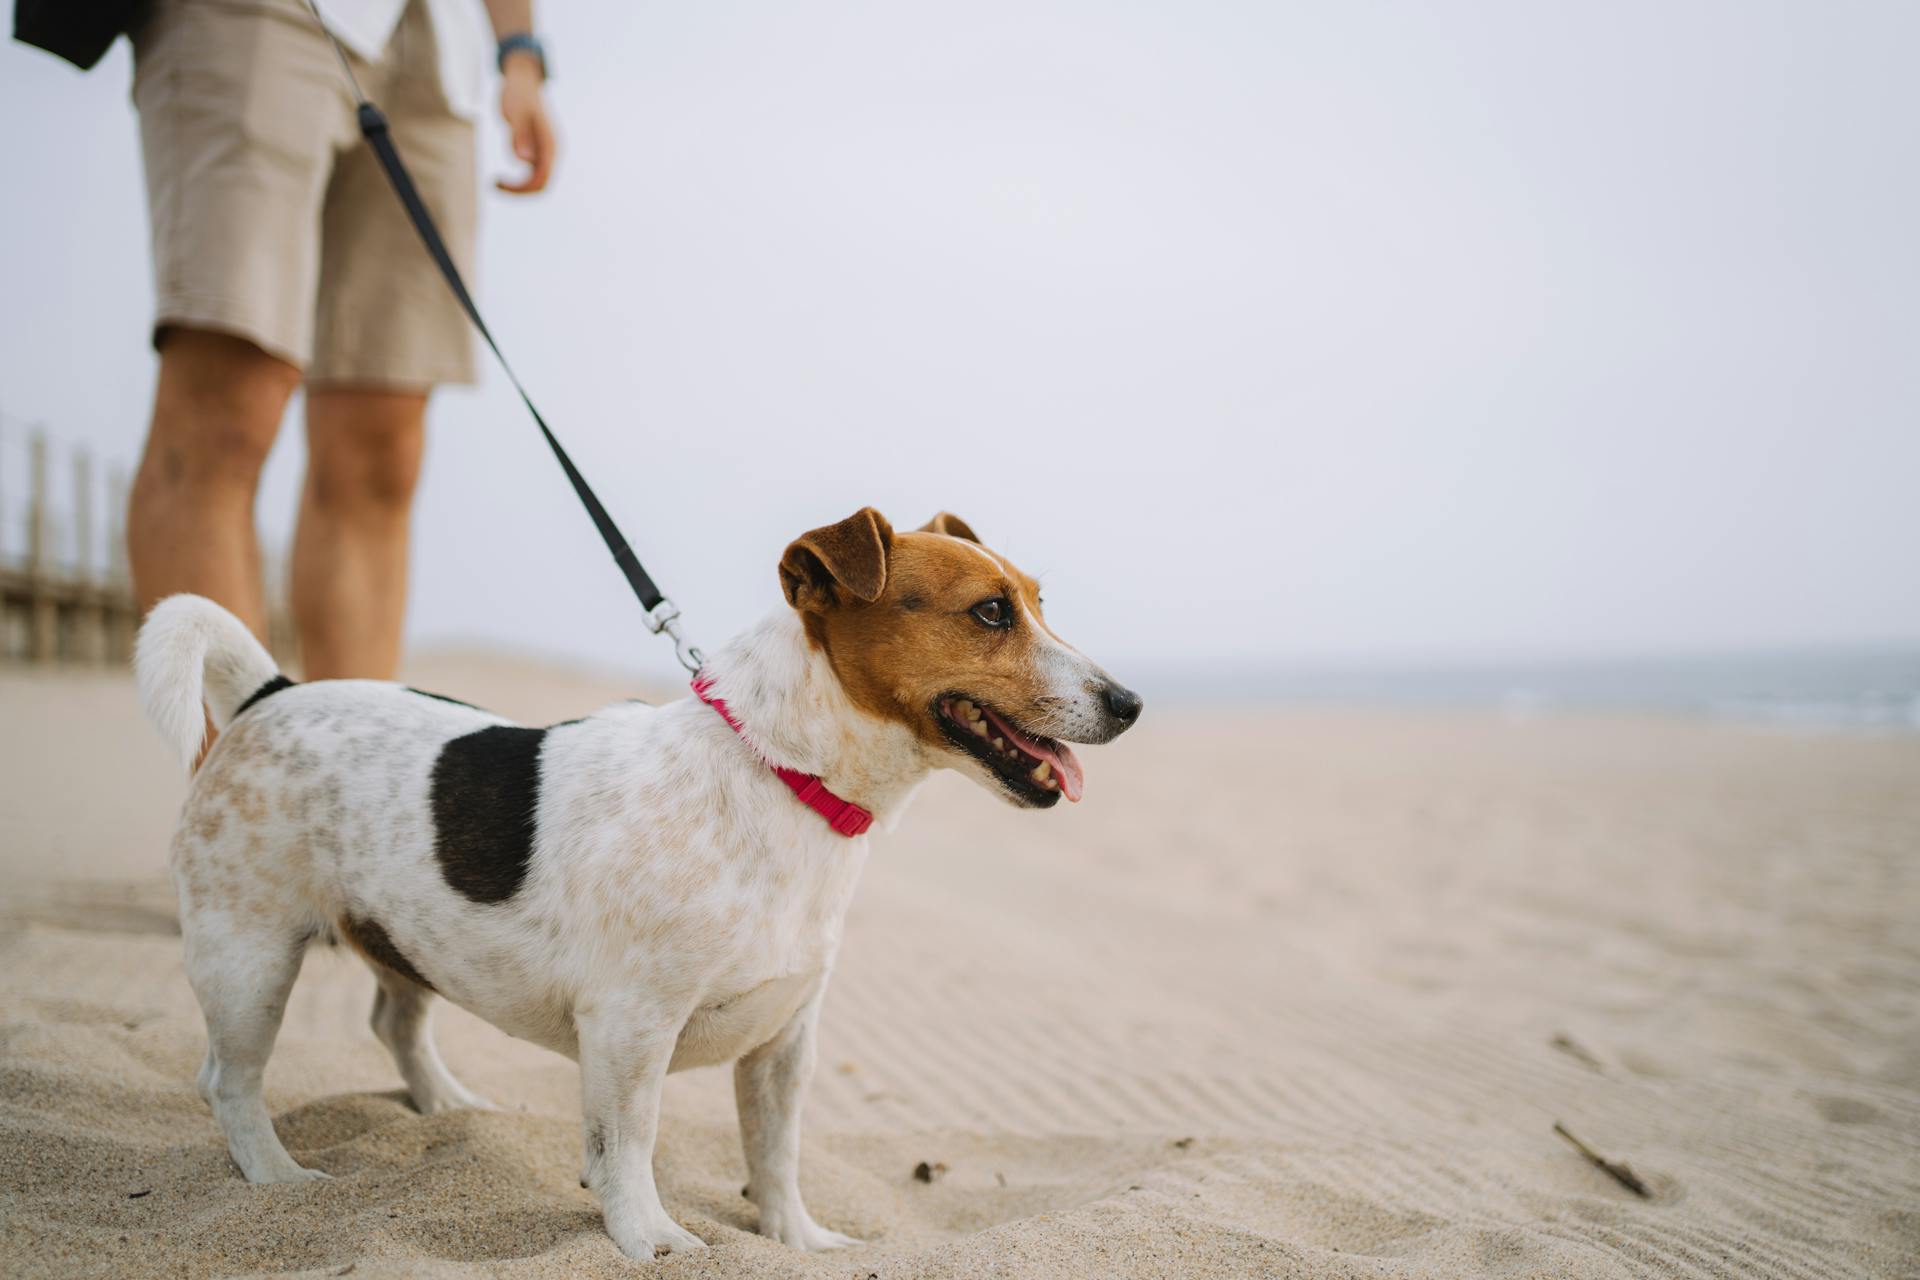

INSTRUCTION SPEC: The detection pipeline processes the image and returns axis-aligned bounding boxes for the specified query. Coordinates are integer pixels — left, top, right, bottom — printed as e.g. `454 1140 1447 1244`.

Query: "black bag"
14 0 146 70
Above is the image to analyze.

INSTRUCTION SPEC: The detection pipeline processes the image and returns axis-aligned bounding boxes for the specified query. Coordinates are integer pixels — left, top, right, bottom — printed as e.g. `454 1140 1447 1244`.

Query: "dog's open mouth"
936 696 1085 805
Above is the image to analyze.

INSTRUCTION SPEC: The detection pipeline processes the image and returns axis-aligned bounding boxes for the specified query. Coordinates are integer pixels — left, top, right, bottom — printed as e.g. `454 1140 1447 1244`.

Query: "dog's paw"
414 1090 497 1116
759 1206 863 1252
248 1163 332 1185
609 1216 707 1261
801 1226 863 1251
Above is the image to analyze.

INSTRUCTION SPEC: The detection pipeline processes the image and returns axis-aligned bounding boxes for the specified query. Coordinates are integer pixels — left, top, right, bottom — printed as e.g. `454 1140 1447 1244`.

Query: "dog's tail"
135 594 283 771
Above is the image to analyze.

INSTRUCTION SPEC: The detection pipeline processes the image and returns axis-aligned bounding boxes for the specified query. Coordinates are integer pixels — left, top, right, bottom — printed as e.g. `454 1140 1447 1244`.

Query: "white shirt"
313 0 489 120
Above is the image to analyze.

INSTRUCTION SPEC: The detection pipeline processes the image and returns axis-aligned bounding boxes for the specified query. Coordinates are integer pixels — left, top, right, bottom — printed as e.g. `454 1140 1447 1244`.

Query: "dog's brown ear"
780 508 895 609
918 512 980 543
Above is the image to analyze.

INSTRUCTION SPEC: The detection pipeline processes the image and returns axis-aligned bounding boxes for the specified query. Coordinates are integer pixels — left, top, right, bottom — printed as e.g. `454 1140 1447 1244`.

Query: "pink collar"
691 674 874 838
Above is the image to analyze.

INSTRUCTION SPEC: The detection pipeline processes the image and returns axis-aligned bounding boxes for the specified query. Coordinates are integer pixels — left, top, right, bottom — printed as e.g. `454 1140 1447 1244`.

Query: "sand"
3 657 1917 1279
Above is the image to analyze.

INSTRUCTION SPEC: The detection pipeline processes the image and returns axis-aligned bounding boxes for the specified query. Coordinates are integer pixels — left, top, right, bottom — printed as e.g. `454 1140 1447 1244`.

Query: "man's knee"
305 392 428 514
142 329 299 493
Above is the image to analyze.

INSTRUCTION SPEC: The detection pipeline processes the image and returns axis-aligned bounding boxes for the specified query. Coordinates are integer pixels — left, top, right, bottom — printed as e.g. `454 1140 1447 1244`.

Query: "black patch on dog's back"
340 914 436 992
234 674 295 719
431 725 547 903
407 687 485 711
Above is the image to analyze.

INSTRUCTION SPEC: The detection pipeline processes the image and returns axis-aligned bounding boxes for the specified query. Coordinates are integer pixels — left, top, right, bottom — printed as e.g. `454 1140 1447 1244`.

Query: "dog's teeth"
993 737 1005 750
955 699 976 721
971 719 990 738
1031 760 1051 783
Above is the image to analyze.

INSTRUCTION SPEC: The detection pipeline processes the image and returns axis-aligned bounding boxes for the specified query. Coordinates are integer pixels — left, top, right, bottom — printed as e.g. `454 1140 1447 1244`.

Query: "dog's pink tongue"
984 709 1086 803
1048 742 1085 803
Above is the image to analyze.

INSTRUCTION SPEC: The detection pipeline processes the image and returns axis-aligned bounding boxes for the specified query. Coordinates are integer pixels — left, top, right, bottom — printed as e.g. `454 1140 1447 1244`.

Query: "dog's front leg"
578 1015 706 1260
734 994 861 1251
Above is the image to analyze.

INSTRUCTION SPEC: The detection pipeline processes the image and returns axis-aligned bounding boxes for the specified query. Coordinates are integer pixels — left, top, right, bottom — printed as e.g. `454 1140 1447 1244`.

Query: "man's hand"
496 55 555 195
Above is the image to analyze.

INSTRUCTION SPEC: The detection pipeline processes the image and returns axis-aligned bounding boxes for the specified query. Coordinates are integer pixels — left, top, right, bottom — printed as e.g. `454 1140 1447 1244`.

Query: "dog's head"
779 508 1141 808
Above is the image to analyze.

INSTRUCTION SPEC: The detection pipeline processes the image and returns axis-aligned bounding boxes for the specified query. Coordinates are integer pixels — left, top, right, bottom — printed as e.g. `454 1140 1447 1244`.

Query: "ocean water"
1132 648 1920 730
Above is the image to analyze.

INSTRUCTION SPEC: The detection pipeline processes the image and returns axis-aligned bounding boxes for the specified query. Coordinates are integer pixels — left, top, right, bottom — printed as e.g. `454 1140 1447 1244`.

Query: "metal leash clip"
643 599 705 674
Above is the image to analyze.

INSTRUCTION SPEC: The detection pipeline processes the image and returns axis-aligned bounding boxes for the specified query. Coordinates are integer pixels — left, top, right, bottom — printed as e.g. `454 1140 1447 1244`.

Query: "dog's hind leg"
368 971 495 1114
181 917 328 1183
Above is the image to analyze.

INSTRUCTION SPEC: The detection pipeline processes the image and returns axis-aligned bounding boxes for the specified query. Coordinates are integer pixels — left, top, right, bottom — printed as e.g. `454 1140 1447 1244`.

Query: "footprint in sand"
1811 1095 1883 1125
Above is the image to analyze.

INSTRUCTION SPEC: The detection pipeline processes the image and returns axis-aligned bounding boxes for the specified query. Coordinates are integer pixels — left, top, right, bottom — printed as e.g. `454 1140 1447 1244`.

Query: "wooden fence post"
0 417 8 571
28 431 58 661
107 465 133 662
73 445 103 661
73 446 94 577
1 431 145 667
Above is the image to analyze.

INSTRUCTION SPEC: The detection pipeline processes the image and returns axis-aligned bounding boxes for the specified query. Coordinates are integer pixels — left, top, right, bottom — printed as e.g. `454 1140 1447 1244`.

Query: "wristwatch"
497 32 550 80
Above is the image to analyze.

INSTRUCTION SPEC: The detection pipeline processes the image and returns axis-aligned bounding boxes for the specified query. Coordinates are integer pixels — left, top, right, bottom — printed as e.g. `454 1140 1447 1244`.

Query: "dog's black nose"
1102 682 1143 726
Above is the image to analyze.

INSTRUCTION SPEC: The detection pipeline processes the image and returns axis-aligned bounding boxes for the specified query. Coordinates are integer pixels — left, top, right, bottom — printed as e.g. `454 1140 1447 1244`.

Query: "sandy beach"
3 657 1916 1279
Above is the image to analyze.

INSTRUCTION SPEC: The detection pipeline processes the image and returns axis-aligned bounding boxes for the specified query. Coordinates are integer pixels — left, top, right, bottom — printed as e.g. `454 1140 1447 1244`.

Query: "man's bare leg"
128 329 300 635
292 389 427 680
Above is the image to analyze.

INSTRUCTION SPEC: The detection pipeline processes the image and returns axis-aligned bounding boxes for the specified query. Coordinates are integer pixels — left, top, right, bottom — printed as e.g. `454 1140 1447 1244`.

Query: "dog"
134 508 1141 1260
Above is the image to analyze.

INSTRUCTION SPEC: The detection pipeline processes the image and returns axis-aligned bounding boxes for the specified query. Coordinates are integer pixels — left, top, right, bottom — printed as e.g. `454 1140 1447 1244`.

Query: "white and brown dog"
134 509 1140 1260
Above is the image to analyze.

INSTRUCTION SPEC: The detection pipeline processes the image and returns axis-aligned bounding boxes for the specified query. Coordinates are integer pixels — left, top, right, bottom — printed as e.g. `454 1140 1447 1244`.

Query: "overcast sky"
3 0 1916 685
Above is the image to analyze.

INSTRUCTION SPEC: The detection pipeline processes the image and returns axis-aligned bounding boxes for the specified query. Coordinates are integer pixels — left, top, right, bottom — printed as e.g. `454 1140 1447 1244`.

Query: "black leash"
302 0 703 672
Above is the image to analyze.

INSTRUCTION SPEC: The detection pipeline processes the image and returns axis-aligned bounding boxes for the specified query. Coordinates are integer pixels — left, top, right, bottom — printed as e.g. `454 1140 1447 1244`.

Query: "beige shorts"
133 0 477 388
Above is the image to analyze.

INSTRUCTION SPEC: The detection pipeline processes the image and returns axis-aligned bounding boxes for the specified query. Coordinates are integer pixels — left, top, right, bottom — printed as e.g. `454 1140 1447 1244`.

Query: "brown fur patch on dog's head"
779 509 1066 755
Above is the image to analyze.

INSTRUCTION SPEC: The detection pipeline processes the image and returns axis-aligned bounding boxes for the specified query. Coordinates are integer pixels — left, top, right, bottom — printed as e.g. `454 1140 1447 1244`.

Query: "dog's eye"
970 597 1012 628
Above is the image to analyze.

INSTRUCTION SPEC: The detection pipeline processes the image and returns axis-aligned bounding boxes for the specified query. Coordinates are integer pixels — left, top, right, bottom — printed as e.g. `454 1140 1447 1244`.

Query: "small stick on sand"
1549 1032 1607 1074
1553 1122 1651 1198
